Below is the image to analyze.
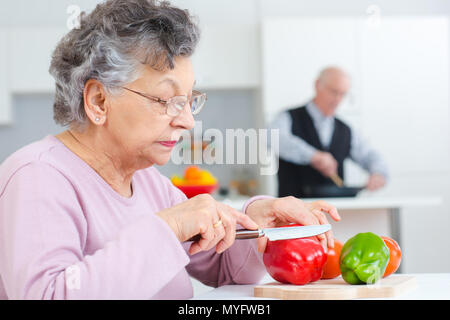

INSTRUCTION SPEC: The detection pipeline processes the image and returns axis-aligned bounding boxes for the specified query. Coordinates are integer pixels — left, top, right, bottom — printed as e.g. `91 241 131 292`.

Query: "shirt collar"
306 101 333 123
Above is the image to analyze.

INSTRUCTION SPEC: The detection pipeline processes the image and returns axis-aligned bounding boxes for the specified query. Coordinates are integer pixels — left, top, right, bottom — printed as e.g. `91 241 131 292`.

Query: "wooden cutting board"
254 275 416 300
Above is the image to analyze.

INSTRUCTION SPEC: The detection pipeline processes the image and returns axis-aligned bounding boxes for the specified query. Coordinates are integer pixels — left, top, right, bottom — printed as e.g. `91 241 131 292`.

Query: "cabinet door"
261 18 361 124
9 28 67 93
360 17 449 174
192 24 260 89
0 29 11 125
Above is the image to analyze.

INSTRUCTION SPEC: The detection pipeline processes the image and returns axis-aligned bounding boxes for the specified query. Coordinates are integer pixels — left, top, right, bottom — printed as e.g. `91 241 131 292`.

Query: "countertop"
193 273 450 300
218 195 443 211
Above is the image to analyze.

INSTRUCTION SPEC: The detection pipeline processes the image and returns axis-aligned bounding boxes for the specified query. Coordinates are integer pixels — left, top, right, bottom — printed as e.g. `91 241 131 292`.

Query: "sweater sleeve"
180 194 268 288
0 162 189 300
184 238 266 288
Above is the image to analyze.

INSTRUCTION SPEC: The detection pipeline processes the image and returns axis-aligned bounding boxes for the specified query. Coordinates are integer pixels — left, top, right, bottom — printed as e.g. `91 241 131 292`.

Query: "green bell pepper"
339 232 390 285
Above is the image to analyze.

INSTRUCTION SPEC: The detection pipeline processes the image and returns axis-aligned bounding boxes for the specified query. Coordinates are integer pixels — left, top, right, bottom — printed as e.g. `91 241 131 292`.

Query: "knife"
187 224 331 242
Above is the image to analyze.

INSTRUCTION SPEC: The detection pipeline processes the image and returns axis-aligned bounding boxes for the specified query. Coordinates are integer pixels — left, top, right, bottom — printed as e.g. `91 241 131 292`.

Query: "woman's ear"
83 79 108 125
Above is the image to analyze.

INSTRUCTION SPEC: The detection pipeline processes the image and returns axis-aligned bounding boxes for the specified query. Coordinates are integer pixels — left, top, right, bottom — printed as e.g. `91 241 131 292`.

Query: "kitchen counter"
193 273 450 300
219 195 442 211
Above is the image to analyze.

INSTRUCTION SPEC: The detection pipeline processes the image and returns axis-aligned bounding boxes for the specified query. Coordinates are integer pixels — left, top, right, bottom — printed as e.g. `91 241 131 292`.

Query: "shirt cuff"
368 166 389 181
304 145 318 164
242 195 275 214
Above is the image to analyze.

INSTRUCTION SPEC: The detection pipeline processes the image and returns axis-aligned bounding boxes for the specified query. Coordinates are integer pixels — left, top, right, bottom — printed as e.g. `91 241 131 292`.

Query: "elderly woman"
0 0 340 299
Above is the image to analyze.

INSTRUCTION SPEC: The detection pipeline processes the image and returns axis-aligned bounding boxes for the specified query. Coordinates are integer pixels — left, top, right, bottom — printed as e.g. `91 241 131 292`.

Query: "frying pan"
300 184 365 198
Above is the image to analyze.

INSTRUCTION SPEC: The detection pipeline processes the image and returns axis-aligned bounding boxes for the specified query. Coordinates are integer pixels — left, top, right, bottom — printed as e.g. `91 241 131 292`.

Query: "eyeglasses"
121 87 207 117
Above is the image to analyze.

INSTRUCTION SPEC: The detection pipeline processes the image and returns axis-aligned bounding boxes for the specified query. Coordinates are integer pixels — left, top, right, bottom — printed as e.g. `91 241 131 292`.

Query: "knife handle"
235 229 263 239
187 229 263 242
330 173 344 187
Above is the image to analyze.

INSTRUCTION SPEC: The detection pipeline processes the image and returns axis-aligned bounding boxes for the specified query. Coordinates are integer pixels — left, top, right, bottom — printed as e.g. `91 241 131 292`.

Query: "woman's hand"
157 194 259 255
245 196 341 253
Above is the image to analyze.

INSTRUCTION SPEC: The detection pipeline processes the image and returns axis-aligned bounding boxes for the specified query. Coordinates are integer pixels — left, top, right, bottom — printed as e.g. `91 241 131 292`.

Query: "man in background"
270 66 388 198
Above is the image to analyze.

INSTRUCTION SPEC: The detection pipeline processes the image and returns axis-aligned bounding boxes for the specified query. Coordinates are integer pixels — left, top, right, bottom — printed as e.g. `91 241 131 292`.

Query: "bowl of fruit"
171 166 219 198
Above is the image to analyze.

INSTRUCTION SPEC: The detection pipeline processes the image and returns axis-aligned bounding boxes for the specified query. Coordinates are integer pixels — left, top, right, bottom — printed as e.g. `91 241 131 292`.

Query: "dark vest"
277 105 351 198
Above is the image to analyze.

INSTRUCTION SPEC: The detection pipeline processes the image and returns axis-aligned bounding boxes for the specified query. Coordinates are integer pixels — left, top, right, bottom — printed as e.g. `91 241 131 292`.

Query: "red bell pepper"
263 225 327 285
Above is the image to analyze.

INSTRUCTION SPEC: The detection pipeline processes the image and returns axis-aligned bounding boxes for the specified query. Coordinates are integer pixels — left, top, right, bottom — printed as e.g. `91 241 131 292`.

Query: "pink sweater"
0 135 266 299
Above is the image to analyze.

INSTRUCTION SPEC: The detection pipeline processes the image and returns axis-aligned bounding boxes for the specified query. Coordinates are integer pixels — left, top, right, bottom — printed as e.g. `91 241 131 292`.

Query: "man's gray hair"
49 0 200 128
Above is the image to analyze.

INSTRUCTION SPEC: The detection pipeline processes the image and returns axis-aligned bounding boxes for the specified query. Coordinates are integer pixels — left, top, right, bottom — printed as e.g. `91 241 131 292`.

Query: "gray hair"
49 0 200 128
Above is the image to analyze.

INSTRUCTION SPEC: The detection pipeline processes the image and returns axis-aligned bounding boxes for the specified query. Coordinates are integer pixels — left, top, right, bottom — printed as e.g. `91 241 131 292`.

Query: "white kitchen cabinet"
0 29 11 125
359 17 449 174
0 28 65 125
192 23 260 89
9 28 67 93
261 18 362 124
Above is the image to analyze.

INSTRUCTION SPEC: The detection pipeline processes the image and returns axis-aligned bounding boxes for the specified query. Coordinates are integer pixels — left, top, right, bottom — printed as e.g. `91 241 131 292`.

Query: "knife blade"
187 224 331 242
261 224 331 241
